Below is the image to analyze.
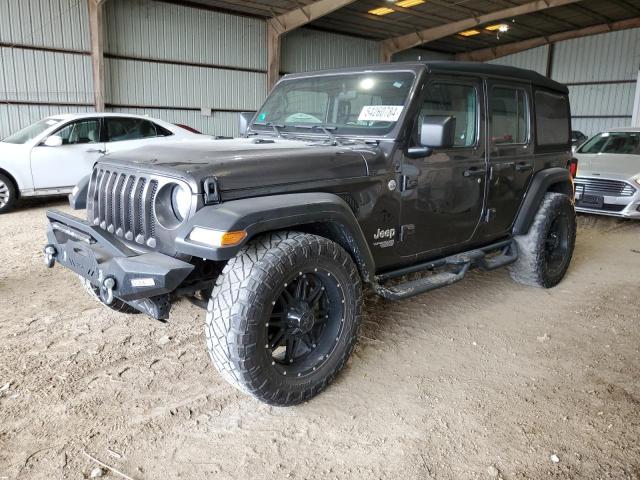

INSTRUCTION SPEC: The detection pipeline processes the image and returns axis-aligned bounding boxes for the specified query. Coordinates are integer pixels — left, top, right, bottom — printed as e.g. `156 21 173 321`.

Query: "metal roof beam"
455 16 640 62
380 0 584 60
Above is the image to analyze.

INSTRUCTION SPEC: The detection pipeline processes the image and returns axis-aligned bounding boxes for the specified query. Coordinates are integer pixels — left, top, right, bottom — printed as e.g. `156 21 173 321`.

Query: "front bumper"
574 183 640 219
44 209 194 319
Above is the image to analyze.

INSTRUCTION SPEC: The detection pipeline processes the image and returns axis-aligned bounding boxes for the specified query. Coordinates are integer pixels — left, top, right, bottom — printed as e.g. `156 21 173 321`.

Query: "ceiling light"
485 23 509 32
369 6 395 15
458 29 480 37
396 0 425 7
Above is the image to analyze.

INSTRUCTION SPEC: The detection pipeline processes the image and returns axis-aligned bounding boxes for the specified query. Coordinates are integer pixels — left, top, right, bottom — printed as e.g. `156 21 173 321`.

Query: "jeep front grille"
574 177 636 197
87 168 159 248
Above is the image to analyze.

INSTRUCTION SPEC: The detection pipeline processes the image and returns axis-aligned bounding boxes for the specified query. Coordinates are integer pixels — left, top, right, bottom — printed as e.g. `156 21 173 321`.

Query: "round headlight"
171 184 191 221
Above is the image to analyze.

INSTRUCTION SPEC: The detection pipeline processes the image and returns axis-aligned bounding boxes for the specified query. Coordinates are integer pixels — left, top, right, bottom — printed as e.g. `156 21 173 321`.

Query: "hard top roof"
282 61 568 94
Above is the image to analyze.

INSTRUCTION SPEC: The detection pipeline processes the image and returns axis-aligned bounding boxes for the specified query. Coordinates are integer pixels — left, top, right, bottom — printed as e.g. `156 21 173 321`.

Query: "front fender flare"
175 193 376 283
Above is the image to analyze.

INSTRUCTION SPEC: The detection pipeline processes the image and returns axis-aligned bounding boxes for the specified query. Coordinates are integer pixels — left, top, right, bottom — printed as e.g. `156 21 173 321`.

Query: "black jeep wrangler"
44 62 576 406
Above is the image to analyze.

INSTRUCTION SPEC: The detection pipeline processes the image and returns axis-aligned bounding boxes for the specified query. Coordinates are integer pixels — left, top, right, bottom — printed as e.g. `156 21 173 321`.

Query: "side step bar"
374 239 518 300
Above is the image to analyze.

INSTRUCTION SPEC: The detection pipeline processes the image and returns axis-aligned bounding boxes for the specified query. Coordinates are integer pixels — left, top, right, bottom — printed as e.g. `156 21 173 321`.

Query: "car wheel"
205 231 363 406
0 173 17 214
509 192 576 288
79 276 141 314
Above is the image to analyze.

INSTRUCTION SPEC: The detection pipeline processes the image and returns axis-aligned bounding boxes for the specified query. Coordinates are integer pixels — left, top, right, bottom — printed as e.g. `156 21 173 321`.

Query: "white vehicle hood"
575 153 640 181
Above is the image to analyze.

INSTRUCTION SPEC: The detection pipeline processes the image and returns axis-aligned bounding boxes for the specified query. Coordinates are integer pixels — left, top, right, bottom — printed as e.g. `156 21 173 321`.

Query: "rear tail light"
569 158 578 178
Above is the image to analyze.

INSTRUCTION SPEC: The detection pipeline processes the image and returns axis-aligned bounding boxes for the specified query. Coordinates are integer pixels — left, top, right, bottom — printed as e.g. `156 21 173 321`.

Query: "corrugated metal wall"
488 28 640 136
281 29 379 73
0 0 90 51
103 0 267 137
0 0 94 139
4 0 637 141
392 48 454 62
488 45 549 75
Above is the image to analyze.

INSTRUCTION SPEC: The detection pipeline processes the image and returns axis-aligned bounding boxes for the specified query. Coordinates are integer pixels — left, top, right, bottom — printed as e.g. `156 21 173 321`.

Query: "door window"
420 83 477 148
490 87 529 145
105 118 169 142
54 119 100 145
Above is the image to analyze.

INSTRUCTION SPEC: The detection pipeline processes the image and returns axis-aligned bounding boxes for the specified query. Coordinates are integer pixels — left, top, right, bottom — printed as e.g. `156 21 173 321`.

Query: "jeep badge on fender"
44 62 576 406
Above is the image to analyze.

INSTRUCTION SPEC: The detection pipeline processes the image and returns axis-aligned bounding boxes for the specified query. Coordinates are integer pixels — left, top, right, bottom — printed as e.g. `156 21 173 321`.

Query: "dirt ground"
0 198 639 480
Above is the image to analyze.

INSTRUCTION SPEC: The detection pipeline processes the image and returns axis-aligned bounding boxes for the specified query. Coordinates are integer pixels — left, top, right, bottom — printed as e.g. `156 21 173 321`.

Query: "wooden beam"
88 0 106 112
379 0 583 58
266 0 357 89
455 17 640 62
268 0 358 35
267 22 281 92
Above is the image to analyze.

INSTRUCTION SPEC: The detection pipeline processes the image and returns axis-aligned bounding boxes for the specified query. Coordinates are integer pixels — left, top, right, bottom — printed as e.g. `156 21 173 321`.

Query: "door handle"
87 147 106 154
514 162 533 172
463 167 486 178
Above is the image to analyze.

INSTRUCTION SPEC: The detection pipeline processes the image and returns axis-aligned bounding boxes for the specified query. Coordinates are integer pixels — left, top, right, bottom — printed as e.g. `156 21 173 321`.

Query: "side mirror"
43 135 63 147
419 115 456 148
406 115 456 159
238 112 257 136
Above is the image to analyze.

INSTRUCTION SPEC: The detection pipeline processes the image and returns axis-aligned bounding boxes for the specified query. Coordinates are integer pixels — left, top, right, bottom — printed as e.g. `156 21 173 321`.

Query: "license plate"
578 194 604 208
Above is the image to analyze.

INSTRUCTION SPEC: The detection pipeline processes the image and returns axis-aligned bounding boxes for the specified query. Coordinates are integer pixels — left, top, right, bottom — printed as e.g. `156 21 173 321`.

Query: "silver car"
574 128 640 219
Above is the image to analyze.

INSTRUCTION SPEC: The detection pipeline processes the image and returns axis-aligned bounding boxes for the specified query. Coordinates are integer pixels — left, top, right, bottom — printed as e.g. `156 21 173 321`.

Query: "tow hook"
43 245 56 268
101 277 116 305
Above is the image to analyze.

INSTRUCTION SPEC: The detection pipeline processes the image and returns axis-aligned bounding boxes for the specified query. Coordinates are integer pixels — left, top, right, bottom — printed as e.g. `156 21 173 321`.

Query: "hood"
575 153 640 181
98 137 374 193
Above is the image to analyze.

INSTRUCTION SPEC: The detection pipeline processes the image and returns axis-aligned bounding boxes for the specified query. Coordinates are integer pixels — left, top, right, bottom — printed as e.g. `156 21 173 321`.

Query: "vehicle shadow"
15 196 69 213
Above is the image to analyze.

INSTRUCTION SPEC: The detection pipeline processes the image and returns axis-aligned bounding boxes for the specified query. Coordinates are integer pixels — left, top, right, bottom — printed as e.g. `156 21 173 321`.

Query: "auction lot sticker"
358 105 404 122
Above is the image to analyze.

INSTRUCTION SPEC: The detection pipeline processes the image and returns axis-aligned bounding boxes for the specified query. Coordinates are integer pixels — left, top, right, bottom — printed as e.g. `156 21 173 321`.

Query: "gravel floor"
1 198 639 480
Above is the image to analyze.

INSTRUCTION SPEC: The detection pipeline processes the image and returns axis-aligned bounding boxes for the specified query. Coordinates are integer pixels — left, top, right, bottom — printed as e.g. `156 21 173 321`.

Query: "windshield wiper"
293 124 339 146
253 121 285 138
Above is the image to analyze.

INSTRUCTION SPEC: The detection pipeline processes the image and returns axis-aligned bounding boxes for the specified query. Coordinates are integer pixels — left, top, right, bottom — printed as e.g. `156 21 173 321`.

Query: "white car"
0 113 200 213
574 127 640 218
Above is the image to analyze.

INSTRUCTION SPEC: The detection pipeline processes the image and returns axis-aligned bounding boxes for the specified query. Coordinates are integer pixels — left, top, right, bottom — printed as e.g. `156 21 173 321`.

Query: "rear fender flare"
175 193 376 283
513 167 573 235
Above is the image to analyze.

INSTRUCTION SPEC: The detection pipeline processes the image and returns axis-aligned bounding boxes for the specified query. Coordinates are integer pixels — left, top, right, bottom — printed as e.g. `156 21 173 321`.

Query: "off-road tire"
509 192 576 288
205 231 363 406
0 173 17 214
79 276 141 314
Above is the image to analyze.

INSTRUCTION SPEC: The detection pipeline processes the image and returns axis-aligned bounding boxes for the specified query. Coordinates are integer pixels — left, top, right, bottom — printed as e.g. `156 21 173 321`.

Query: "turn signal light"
220 230 248 247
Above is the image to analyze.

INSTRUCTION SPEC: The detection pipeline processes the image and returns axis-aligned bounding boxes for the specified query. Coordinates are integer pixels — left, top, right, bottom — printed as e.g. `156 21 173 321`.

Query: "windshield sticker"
258 112 267 122
393 82 404 88
358 105 403 122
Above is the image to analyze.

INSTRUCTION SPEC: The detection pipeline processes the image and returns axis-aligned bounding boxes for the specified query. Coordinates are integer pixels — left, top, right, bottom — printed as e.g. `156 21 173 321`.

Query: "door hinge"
401 176 418 191
399 224 415 241
484 208 496 223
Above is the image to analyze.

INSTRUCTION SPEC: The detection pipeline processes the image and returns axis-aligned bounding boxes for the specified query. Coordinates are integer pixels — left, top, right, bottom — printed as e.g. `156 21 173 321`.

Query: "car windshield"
578 131 640 155
252 71 416 137
3 118 64 144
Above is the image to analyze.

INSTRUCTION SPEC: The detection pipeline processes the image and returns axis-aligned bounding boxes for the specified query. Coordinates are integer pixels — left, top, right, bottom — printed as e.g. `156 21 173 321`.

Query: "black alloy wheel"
266 268 345 378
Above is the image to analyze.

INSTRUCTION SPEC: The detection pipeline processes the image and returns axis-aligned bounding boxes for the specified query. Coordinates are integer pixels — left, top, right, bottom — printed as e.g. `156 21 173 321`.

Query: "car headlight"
155 182 192 229
634 175 640 187
171 184 191 221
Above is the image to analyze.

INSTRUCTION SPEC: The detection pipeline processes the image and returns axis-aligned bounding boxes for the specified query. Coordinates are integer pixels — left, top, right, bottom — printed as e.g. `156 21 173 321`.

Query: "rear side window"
105 118 170 142
535 90 570 146
421 83 478 148
490 87 529 145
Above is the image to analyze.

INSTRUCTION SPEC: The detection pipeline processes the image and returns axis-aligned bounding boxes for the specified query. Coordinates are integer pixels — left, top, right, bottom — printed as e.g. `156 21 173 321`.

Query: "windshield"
578 131 640 155
252 71 416 137
3 118 63 144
